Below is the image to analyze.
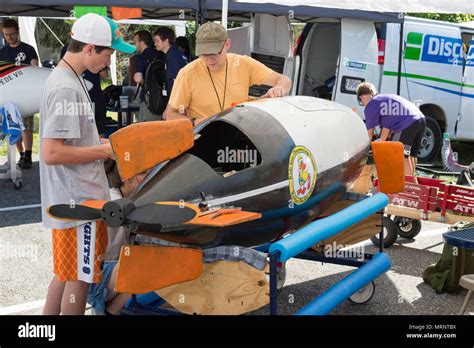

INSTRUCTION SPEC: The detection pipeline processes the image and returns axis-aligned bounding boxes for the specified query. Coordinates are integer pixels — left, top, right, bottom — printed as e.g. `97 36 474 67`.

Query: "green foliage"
186 21 197 56
291 24 305 47
35 18 74 60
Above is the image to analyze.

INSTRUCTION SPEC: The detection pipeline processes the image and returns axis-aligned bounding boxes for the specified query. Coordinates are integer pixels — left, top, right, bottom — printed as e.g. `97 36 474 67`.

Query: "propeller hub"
102 198 135 228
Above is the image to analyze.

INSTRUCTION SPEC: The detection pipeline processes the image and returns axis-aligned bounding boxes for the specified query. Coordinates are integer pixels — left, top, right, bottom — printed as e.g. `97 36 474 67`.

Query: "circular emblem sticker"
288 146 317 205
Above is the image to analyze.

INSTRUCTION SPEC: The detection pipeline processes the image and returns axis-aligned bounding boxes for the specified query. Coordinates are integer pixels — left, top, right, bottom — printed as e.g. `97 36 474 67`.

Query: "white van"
247 15 474 161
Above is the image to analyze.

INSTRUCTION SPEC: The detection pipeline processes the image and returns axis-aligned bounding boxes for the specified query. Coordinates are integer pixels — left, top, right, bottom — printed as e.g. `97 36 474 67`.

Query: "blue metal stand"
122 193 392 316
267 193 392 315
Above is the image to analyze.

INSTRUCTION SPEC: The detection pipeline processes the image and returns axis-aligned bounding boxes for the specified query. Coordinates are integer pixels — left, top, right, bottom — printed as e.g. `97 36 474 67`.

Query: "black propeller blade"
128 203 198 226
47 204 102 222
101 198 199 228
49 199 199 228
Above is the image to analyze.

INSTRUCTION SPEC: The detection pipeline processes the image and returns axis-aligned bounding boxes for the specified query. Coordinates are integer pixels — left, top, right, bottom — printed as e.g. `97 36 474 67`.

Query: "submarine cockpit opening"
190 120 262 176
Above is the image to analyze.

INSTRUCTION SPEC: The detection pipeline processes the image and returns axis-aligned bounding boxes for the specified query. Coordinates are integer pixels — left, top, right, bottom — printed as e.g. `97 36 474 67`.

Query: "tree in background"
35 18 72 62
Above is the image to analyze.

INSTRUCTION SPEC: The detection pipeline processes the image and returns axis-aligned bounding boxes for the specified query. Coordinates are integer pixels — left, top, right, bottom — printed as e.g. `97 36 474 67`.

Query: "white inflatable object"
0 61 94 117
0 61 51 116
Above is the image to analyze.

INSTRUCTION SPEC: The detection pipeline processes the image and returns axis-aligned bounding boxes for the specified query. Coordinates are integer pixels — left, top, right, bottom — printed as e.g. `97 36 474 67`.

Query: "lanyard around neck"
61 58 94 112
207 59 228 112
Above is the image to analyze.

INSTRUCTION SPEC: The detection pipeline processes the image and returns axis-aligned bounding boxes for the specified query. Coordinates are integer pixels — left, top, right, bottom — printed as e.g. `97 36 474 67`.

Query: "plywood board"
156 260 269 315
351 164 377 195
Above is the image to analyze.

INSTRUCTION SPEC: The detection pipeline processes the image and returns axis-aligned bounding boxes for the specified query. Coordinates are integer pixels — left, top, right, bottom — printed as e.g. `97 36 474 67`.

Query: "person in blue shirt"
175 36 195 62
133 30 165 122
153 27 188 96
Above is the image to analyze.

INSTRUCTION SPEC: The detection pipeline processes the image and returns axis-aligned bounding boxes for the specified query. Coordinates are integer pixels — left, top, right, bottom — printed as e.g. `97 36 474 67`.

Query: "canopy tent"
0 0 199 19
1 0 404 22
203 0 403 23
1 0 473 22
213 0 474 15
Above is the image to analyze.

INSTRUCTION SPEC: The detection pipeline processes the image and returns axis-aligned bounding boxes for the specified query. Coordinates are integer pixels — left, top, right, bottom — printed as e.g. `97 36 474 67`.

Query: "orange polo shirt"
168 53 274 120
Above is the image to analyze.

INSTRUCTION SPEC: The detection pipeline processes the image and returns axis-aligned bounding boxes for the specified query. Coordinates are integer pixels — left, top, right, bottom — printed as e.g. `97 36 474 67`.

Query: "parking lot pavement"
1 157 472 315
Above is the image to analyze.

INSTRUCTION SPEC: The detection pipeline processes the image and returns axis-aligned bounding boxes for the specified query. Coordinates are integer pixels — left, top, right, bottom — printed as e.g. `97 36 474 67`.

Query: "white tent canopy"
18 17 39 64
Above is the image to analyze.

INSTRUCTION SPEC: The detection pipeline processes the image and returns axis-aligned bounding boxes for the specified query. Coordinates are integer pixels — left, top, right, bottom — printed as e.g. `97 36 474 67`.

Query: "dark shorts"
392 118 426 158
23 115 34 131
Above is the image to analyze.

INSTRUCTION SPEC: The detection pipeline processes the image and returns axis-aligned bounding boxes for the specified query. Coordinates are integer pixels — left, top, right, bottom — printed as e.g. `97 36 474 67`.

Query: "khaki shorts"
52 221 108 283
22 115 34 131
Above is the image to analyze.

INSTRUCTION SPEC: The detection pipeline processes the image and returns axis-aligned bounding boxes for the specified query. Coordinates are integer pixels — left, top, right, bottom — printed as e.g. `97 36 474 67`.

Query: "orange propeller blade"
110 119 194 181
115 245 203 294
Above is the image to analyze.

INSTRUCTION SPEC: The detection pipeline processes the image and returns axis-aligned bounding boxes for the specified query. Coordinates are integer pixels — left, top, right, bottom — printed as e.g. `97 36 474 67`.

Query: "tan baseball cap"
195 22 227 56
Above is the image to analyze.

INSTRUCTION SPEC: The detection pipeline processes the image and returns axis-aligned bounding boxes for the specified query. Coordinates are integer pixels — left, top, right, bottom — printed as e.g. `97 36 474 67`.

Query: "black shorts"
392 118 426 158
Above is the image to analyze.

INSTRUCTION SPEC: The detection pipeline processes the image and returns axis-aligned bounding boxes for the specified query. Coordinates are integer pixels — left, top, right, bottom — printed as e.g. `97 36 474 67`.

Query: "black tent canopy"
203 0 403 23
0 0 199 20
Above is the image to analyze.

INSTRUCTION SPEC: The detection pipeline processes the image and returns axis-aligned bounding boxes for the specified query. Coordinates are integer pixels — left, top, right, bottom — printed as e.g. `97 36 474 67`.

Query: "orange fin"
115 245 203 294
371 141 405 194
186 208 262 227
110 119 194 181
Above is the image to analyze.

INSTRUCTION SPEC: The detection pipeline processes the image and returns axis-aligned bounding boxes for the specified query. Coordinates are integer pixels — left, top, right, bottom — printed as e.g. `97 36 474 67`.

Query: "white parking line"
0 300 94 315
0 299 45 315
0 204 41 212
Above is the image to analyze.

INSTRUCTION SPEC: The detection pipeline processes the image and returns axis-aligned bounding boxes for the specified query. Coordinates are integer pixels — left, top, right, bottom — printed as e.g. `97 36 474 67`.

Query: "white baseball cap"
71 13 135 54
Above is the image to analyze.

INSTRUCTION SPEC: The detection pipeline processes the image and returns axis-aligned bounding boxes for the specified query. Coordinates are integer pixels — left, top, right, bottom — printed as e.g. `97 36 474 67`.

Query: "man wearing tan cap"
164 22 291 124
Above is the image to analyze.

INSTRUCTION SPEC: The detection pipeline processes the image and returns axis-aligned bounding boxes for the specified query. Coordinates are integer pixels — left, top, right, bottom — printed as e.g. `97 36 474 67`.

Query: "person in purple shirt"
356 82 426 176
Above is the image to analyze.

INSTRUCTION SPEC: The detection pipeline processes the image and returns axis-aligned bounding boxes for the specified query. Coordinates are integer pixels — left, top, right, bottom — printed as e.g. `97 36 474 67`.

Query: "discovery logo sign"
405 32 464 65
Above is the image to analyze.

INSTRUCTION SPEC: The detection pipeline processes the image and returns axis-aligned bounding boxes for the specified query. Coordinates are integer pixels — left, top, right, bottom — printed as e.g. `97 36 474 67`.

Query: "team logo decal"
288 146 317 205
115 28 122 40
15 52 26 63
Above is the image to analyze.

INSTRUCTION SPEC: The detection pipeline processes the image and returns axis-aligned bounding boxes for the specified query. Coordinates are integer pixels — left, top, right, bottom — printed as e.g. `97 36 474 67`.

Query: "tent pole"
396 13 405 96
222 0 228 28
39 18 64 46
0 18 4 45
198 0 205 25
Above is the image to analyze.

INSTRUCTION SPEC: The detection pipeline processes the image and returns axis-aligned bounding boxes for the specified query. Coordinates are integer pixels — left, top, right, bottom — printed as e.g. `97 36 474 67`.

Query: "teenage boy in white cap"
40 13 135 315
164 22 291 124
